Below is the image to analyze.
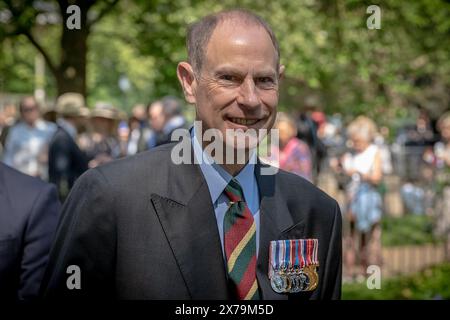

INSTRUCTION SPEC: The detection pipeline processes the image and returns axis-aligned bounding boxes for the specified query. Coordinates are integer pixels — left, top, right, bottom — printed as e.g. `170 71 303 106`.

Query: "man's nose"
236 78 260 109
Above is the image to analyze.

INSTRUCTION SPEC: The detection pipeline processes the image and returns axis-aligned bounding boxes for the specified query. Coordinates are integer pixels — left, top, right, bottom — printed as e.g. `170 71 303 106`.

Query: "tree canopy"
1 0 449 123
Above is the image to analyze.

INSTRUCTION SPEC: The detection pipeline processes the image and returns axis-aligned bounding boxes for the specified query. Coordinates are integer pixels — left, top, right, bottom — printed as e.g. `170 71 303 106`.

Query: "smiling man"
41 9 342 300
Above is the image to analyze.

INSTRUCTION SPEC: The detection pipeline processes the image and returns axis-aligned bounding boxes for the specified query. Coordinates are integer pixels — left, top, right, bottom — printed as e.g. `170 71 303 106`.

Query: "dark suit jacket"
0 163 60 300
41 142 342 300
48 126 88 200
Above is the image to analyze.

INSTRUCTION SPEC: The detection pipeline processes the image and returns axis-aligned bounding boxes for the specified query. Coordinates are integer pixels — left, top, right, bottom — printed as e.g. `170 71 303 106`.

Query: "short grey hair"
186 9 280 75
161 96 182 118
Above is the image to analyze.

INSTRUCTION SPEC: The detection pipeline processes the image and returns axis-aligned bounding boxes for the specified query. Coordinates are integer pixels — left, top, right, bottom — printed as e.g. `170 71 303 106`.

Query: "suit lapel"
150 159 229 299
255 163 297 300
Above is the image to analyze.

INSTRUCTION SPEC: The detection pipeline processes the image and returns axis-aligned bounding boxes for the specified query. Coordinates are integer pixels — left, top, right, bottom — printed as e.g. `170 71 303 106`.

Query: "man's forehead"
204 21 278 71
208 19 275 49
213 64 277 76
23 97 36 105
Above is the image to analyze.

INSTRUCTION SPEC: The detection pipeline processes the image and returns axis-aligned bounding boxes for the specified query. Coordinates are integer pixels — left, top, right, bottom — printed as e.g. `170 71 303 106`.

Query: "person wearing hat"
48 92 89 201
83 102 122 168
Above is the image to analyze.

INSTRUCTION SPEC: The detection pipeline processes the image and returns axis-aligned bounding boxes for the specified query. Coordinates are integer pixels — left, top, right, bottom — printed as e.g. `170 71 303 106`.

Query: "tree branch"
87 0 120 28
22 30 58 76
3 0 58 75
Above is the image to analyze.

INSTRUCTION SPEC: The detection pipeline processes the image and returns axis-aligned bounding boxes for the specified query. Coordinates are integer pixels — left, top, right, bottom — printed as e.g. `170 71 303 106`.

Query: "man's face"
21 97 40 126
92 117 113 134
149 102 165 132
180 21 283 149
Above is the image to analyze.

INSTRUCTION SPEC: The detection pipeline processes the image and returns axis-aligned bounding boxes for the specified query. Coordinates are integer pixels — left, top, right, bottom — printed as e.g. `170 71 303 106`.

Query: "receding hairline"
187 9 280 74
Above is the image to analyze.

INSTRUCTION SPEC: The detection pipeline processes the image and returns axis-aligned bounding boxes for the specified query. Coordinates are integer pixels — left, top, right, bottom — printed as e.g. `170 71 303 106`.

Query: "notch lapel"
150 160 229 299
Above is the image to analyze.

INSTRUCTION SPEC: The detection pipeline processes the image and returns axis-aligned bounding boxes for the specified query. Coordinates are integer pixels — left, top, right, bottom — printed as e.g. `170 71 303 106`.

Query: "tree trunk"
56 0 91 96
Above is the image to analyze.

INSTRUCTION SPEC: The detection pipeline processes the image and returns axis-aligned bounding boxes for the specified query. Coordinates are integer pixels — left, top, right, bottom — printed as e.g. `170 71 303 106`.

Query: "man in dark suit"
0 162 60 300
48 93 89 201
41 9 342 300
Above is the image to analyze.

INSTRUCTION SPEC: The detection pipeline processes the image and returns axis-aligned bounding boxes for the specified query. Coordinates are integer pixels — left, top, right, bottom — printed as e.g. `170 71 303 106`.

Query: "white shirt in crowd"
2 119 56 179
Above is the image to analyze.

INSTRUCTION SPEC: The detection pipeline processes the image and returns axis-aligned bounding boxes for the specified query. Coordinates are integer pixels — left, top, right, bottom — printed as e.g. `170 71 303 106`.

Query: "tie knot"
224 178 244 203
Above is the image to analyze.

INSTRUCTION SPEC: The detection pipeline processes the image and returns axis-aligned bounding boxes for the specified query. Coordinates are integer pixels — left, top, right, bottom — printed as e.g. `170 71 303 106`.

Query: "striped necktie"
223 178 260 300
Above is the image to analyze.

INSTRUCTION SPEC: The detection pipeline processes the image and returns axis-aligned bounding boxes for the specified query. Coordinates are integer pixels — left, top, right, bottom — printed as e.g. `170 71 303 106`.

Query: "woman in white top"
342 116 383 279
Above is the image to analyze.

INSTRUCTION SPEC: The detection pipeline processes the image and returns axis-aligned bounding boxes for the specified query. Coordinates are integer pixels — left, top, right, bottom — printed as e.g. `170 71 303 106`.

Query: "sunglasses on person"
21 105 38 113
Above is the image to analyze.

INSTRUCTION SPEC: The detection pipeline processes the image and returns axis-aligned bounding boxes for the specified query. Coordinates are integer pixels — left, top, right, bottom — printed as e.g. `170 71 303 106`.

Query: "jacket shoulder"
1 163 53 194
86 143 176 185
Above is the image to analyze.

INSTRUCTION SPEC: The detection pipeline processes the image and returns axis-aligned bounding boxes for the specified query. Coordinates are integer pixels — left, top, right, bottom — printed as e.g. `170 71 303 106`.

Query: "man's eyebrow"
254 70 277 78
213 66 277 77
214 67 244 76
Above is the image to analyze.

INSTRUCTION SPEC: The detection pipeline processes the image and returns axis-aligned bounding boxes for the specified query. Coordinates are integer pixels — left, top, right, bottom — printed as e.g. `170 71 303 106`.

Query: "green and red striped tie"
223 178 260 300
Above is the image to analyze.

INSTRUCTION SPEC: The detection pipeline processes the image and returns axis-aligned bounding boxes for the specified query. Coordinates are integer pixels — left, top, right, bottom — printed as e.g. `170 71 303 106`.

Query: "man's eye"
258 77 274 84
219 75 237 82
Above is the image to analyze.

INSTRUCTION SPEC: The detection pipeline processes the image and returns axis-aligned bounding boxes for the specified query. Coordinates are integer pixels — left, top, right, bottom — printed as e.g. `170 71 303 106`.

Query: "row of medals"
270 264 319 293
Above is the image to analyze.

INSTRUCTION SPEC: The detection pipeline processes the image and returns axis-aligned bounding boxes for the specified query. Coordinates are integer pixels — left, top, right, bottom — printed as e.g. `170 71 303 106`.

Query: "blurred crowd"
0 93 187 201
1 93 449 281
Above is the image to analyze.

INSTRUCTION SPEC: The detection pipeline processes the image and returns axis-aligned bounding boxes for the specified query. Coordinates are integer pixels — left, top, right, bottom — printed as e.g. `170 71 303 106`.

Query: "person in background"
0 162 60 300
399 109 440 216
126 104 154 155
117 120 130 157
83 102 122 168
148 96 186 147
2 96 56 180
0 103 18 150
434 111 450 257
146 100 162 148
435 112 450 167
374 126 393 176
297 110 327 181
41 104 58 124
340 116 383 280
48 93 89 201
131 104 148 129
268 112 313 181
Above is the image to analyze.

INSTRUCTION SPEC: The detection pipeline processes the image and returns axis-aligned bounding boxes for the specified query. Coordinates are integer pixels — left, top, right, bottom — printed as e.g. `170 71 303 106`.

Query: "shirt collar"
191 126 257 204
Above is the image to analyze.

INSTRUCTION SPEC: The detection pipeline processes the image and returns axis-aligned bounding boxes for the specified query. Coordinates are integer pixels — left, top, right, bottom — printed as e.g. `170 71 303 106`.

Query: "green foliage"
0 37 35 93
1 0 449 120
87 2 158 110
381 214 438 247
342 263 450 299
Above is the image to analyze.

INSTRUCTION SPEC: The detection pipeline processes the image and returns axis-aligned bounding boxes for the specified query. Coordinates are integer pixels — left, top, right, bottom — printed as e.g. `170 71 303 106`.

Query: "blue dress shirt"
191 128 261 260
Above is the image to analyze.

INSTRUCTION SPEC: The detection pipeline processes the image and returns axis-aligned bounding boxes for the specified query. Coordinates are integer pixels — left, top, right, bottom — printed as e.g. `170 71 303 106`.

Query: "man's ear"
278 64 285 81
177 62 197 104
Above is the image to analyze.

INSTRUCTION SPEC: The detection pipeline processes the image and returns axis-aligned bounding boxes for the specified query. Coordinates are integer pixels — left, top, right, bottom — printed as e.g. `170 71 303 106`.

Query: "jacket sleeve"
321 201 342 299
18 184 61 300
39 168 117 299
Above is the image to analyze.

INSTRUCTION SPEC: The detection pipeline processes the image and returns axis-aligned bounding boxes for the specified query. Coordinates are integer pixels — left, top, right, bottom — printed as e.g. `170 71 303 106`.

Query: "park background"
1 0 449 299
